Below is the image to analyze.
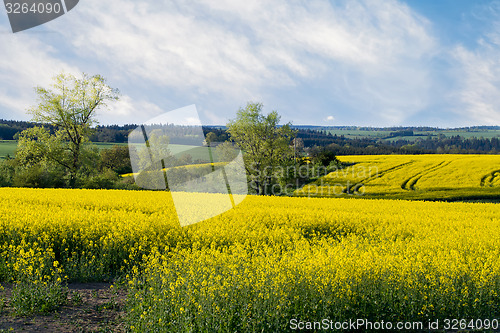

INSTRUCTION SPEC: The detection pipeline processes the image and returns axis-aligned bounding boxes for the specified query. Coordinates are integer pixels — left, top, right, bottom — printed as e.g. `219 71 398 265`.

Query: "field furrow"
401 160 452 191
481 169 500 187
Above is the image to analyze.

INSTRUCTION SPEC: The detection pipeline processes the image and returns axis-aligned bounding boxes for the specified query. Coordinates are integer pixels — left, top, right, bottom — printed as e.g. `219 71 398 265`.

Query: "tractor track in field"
480 169 500 187
361 161 416 184
401 161 452 191
406 175 423 191
344 161 416 193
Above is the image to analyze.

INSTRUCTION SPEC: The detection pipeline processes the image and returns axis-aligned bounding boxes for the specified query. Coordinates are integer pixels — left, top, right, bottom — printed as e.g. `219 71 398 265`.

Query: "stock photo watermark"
290 318 500 331
128 105 248 227
4 0 79 33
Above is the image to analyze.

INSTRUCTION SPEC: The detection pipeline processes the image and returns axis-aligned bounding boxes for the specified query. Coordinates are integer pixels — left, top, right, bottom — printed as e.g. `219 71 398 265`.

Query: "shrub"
11 280 68 316
12 165 66 188
81 168 119 189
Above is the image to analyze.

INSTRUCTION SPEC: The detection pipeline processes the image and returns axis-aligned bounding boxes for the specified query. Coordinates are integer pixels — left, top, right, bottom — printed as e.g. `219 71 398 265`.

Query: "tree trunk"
69 143 80 188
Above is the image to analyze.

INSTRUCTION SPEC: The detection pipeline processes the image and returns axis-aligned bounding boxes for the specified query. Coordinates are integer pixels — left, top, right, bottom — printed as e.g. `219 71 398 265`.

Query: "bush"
309 146 339 167
13 165 66 188
100 145 132 174
114 175 142 190
0 159 15 186
81 168 119 189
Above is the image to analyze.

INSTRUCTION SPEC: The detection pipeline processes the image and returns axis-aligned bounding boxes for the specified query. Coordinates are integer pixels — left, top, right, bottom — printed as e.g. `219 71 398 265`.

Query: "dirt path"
0 283 127 333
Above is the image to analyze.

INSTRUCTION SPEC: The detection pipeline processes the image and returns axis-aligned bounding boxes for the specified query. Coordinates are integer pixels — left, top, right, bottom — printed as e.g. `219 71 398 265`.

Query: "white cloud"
325 115 335 122
452 15 500 125
0 33 80 120
48 0 436 124
0 0 440 125
102 95 165 125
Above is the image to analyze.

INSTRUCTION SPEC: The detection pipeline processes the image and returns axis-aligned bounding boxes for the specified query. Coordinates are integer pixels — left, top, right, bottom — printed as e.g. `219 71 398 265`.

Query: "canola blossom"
0 187 499 331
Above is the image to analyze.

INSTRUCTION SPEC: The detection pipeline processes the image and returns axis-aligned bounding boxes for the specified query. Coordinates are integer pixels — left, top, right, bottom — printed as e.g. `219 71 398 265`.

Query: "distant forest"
293 129 500 154
0 119 499 155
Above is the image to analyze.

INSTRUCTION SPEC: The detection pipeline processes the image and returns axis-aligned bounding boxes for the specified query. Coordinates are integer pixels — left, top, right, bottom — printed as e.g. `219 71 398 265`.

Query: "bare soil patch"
0 283 127 332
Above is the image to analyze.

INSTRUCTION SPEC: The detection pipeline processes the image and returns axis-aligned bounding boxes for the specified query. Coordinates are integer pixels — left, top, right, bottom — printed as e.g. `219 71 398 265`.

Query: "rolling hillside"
296 154 500 201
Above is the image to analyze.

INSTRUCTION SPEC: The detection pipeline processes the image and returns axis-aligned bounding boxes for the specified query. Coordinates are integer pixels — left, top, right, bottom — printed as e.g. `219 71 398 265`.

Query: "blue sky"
1 0 500 127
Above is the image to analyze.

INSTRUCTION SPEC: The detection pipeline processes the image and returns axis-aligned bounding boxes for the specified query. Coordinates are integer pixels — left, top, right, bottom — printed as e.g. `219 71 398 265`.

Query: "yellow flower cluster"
0 187 499 331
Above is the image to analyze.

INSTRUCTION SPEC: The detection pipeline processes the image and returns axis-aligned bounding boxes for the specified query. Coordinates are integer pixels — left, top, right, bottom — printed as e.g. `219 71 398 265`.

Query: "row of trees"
3 119 500 155
0 145 134 189
0 72 336 195
391 136 500 153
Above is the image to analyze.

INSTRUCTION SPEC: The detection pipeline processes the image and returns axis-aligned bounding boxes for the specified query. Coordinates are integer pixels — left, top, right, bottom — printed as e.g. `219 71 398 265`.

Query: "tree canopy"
227 102 296 195
17 72 120 187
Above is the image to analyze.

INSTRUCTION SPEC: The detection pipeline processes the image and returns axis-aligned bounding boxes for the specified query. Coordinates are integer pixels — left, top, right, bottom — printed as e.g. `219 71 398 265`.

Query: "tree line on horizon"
1 119 499 155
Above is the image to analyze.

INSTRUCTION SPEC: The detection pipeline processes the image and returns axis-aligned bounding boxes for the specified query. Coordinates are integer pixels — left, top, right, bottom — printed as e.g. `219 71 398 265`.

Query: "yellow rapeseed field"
297 154 500 200
0 187 499 331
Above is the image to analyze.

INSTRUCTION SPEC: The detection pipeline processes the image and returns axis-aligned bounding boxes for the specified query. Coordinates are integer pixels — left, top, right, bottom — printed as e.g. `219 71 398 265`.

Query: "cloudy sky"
1 0 500 127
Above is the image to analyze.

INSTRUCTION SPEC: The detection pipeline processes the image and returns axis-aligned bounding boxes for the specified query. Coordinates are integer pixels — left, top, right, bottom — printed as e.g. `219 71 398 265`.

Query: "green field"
0 140 18 159
297 154 500 201
0 141 128 159
323 128 500 141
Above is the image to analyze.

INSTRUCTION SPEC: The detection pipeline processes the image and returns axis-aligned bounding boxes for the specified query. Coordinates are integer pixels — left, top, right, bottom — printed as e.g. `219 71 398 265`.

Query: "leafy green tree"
227 102 296 195
309 146 339 167
216 141 239 163
136 129 173 170
205 132 218 146
100 145 132 175
0 157 16 186
17 72 119 187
